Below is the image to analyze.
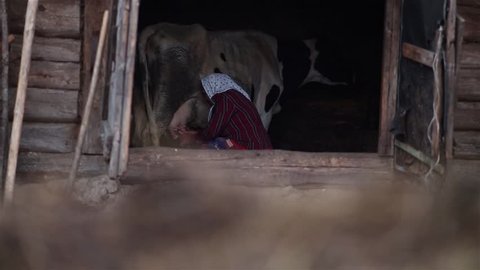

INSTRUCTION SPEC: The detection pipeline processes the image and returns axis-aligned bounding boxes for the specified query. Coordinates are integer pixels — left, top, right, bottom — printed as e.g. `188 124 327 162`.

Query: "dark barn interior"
137 0 386 152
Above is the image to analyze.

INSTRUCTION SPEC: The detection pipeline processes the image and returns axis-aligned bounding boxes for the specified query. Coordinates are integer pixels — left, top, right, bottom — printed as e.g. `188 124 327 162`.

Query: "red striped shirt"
202 90 272 150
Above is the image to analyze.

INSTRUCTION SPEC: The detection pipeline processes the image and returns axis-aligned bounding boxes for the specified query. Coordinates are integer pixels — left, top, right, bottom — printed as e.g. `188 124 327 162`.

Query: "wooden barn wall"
6 0 81 154
455 0 480 159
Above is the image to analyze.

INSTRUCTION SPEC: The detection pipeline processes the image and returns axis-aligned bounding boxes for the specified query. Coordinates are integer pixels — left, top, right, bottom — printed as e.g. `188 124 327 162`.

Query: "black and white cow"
132 22 347 147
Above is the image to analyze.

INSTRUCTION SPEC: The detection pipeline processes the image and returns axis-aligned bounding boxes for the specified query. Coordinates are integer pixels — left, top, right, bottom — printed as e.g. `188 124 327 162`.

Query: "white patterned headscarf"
200 73 251 101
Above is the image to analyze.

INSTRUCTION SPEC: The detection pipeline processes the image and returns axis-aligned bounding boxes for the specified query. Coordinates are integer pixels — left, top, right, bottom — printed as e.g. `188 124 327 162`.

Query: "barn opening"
134 0 386 152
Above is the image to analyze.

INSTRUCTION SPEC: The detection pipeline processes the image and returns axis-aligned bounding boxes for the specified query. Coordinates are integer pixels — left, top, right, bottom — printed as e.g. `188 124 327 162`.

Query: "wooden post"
378 0 402 156
108 0 129 179
3 0 38 205
0 0 9 183
68 11 109 187
119 0 139 176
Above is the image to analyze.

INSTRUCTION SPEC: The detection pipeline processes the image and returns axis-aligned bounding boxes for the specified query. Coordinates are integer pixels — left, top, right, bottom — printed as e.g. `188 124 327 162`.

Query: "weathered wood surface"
81 0 112 154
10 60 80 90
454 131 480 159
458 6 480 42
454 108 480 130
457 68 480 101
378 0 402 156
11 36 80 62
8 0 80 38
459 42 480 69
457 101 480 109
20 123 77 153
447 159 480 181
123 147 395 186
16 152 107 182
8 88 78 123
458 0 480 7
402 42 435 67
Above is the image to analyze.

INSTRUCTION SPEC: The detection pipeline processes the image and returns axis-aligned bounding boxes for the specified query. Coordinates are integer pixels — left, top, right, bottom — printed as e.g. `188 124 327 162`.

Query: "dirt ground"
0 170 478 270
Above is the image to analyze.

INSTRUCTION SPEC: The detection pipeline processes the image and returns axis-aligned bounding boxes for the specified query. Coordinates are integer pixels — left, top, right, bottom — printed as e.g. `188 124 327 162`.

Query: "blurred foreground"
0 170 479 270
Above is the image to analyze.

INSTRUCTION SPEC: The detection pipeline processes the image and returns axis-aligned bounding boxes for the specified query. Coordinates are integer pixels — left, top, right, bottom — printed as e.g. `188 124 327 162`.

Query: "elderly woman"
172 73 272 150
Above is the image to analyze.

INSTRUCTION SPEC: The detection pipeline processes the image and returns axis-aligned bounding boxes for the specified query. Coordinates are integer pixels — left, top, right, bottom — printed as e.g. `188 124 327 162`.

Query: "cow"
132 23 349 147
132 23 283 146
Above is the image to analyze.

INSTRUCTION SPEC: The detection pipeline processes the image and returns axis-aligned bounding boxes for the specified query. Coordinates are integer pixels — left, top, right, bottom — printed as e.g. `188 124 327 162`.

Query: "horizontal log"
16 152 107 182
458 6 480 42
457 101 480 110
454 108 480 130
8 88 78 123
457 68 480 101
402 42 434 67
460 42 480 69
458 0 480 8
10 60 80 90
447 159 480 181
8 0 80 38
122 147 395 186
454 131 480 159
20 123 78 153
10 36 81 62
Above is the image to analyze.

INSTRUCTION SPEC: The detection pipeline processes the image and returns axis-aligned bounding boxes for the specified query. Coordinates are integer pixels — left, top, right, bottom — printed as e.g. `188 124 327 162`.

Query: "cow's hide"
133 23 283 147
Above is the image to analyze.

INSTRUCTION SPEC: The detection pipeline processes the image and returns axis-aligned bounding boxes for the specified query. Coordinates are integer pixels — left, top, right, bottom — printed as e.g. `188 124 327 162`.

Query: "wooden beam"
4 0 39 206
119 0 140 176
20 123 77 153
123 147 394 186
10 36 81 62
108 0 130 178
458 5 480 42
454 108 480 130
81 0 112 154
10 60 80 90
8 0 80 38
453 131 480 159
69 11 109 187
459 42 480 69
447 13 465 159
457 68 480 101
394 141 445 175
16 152 107 182
9 88 78 123
378 0 402 156
0 0 9 181
402 42 435 67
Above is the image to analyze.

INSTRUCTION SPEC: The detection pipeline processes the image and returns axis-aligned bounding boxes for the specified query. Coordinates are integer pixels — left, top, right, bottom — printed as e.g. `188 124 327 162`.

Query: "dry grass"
0 170 478 270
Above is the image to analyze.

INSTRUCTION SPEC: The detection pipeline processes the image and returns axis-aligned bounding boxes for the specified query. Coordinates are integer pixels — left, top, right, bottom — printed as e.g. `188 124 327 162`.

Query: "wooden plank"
458 0 480 7
454 108 480 130
402 42 435 67
394 141 445 175
7 0 80 38
378 0 402 156
81 0 112 154
453 131 480 158
459 42 480 69
458 6 480 42
457 101 480 109
8 88 78 123
20 123 77 153
108 0 130 178
447 159 480 181
10 60 80 90
17 152 107 182
123 147 394 186
10 36 80 62
445 0 458 160
119 0 140 176
457 68 480 101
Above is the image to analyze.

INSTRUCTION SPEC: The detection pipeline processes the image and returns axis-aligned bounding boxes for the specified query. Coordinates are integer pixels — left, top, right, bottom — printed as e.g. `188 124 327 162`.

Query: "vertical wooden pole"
108 0 129 178
0 0 9 183
68 11 109 187
119 0 139 176
3 0 38 205
378 0 402 156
